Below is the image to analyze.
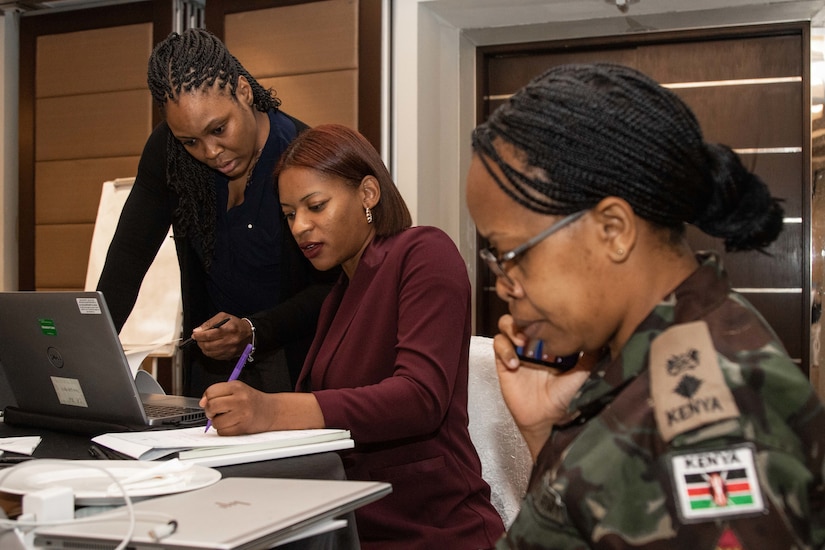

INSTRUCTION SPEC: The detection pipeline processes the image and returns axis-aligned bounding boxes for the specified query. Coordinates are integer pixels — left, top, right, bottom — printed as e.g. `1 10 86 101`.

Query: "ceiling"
423 0 825 30
4 0 824 29
2 0 822 17
0 0 137 13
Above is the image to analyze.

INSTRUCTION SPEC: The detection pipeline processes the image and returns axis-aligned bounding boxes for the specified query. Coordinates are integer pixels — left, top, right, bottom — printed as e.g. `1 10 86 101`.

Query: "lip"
299 242 323 260
215 159 237 175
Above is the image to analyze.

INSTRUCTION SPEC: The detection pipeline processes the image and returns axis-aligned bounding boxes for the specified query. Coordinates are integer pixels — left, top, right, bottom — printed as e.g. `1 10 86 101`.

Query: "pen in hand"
178 317 231 349
204 342 253 433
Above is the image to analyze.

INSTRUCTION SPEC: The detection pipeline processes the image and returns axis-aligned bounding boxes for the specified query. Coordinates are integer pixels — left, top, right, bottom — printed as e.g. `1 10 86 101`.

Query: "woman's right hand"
494 314 592 460
200 381 326 436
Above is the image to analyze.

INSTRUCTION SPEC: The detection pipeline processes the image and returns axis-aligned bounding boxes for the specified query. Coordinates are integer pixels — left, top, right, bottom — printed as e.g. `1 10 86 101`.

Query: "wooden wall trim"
358 0 382 149
803 22 813 374
478 20 810 57
18 16 35 291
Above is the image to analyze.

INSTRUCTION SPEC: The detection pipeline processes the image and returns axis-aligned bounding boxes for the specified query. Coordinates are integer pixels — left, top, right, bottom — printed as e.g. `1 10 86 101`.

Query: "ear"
590 197 636 263
360 175 381 209
237 75 254 106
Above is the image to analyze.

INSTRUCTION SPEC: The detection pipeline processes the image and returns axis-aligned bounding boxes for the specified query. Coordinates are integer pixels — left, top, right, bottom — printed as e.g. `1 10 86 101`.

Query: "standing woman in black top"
97 28 335 397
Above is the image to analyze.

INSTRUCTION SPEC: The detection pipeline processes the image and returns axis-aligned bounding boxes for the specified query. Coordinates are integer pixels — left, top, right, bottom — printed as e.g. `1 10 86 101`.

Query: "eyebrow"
281 191 321 209
172 117 226 140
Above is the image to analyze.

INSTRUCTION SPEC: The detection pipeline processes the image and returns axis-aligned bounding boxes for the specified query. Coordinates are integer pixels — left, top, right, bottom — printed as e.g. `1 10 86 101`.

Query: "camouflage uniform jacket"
499 253 825 549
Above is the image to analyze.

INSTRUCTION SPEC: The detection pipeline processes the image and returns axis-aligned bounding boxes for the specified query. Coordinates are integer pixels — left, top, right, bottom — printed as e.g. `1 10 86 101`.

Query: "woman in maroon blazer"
200 124 504 548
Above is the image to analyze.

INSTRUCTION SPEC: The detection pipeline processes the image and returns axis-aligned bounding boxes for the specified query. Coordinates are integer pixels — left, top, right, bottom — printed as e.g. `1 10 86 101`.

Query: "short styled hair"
276 124 412 237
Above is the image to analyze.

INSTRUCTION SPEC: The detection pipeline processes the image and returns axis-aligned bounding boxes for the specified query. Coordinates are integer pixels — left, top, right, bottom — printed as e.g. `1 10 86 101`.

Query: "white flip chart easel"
84 177 183 394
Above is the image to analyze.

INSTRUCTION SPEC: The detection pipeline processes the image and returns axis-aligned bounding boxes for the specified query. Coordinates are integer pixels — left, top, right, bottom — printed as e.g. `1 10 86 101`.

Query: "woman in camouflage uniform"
466 62 825 549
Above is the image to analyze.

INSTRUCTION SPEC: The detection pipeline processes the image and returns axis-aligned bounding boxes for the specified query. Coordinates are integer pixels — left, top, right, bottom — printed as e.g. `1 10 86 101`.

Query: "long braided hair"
472 62 783 252
147 28 280 269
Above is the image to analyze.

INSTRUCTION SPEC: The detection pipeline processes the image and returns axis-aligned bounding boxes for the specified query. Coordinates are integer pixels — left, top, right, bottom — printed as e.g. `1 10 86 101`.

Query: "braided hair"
472 62 784 252
147 28 280 269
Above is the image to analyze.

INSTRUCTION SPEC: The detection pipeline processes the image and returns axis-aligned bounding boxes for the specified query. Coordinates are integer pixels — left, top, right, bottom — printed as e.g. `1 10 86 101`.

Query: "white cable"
0 459 176 550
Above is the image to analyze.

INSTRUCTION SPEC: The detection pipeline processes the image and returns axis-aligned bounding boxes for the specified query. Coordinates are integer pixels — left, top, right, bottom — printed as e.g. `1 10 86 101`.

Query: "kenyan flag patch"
670 444 765 522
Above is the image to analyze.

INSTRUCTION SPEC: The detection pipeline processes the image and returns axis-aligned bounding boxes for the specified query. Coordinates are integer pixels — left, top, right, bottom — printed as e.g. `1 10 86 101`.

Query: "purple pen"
204 343 253 432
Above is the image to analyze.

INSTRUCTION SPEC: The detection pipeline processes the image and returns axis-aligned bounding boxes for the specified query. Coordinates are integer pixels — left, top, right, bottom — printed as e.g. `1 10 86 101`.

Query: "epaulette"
650 320 740 442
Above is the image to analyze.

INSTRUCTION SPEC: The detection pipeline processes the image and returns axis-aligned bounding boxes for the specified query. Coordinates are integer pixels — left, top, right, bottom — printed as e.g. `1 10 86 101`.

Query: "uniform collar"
563 252 730 421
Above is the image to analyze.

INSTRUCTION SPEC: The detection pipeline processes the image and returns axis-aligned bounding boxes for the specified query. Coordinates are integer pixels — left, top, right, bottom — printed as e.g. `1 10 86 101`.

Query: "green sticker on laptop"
38 318 57 336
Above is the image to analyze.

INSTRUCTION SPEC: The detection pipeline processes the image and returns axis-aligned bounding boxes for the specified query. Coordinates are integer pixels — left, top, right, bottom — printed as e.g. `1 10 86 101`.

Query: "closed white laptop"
0 291 204 432
34 477 392 549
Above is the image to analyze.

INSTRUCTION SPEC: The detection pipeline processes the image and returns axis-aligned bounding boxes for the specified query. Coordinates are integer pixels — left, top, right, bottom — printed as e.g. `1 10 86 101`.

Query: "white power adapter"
21 486 74 523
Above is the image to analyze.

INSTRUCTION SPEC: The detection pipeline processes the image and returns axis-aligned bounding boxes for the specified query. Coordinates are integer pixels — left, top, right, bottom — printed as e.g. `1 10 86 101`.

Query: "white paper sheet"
0 436 41 455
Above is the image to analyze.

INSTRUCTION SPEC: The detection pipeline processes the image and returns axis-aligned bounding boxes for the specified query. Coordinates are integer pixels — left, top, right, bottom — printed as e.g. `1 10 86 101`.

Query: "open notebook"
34 477 392 549
0 291 204 434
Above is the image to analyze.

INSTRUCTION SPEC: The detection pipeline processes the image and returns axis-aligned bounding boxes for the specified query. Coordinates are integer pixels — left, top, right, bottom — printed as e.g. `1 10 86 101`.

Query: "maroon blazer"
296 226 504 549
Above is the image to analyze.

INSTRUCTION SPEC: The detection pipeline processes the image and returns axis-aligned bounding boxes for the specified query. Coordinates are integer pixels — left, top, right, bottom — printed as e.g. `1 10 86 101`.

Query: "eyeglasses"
480 211 586 286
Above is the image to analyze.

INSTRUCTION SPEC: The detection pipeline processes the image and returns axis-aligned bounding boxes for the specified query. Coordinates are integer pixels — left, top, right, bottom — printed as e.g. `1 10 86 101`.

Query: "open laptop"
34 477 392 549
0 291 205 433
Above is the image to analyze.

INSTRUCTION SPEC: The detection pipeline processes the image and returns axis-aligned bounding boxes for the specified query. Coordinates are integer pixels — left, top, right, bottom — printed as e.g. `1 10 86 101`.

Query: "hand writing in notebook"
203 343 253 433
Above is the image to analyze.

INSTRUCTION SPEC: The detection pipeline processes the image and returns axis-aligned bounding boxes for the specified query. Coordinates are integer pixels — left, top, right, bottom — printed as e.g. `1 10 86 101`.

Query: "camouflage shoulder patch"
650 320 740 442
669 444 765 523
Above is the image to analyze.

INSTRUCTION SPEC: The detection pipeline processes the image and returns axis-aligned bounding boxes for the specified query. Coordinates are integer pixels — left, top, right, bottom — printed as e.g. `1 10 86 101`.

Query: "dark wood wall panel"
741 293 805 359
486 49 636 97
675 85 802 148
634 35 802 81
742 153 802 216
687 224 803 288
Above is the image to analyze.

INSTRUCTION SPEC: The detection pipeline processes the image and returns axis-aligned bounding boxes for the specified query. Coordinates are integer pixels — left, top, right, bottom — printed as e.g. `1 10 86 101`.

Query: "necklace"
245 146 264 187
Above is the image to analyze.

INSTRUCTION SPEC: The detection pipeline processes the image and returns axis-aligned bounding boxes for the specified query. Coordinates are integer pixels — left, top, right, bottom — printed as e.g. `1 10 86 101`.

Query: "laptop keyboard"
143 403 203 418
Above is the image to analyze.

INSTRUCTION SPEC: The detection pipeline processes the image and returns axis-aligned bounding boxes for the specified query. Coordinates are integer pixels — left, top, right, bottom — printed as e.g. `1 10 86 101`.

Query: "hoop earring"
365 207 373 224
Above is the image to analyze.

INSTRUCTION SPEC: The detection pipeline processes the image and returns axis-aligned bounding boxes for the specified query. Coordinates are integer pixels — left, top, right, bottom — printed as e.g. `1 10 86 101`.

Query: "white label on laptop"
76 298 102 315
51 377 89 407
